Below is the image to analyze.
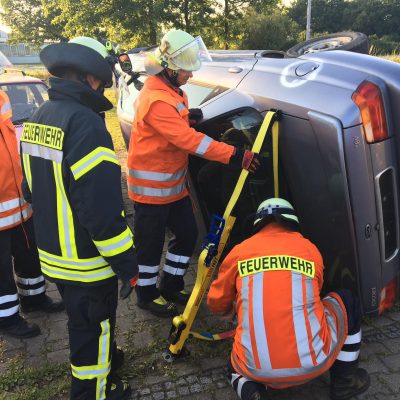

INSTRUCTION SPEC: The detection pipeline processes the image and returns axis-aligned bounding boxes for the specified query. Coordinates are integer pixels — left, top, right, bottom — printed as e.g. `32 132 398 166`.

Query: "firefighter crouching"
0 88 63 339
127 29 260 317
20 37 139 400
207 198 370 400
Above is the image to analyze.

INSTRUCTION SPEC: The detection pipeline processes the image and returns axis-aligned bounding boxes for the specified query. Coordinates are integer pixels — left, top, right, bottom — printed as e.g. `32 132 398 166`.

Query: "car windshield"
0 82 48 125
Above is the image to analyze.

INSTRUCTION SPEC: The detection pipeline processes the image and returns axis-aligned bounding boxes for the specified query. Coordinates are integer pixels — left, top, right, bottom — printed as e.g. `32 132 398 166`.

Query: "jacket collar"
145 75 184 99
47 77 113 114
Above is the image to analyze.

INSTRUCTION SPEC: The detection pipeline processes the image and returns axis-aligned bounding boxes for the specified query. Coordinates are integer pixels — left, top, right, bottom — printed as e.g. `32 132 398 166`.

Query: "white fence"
0 43 41 64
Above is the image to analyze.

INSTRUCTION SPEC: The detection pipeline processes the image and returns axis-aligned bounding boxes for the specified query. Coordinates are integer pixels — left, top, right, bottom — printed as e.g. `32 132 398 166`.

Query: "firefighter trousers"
134 196 198 302
57 278 118 400
0 218 46 327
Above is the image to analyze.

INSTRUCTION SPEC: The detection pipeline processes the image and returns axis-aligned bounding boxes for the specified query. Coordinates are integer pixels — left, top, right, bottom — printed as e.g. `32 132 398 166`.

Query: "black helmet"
40 36 113 86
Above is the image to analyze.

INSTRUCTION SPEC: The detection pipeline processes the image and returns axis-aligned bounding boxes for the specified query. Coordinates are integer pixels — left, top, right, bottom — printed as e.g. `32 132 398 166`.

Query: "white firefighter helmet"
253 198 299 226
144 29 212 75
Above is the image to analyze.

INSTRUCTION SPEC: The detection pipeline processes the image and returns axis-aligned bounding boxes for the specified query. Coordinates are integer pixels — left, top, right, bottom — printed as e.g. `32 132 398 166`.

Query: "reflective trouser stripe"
165 251 190 263
71 320 111 400
163 264 186 276
53 162 77 258
93 227 134 258
336 329 362 362
137 264 159 287
0 294 19 317
138 276 158 286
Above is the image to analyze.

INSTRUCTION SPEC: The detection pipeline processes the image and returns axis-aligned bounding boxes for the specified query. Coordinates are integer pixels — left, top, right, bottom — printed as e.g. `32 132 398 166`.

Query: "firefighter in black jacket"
20 37 138 400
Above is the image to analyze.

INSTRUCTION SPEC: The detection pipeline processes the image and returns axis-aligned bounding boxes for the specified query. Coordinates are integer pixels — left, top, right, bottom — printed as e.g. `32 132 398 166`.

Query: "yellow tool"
163 110 281 362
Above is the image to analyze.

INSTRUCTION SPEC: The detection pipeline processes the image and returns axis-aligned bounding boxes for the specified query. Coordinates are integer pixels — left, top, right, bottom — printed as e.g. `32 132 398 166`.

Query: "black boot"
137 296 178 318
111 344 124 371
160 289 190 305
20 295 64 313
0 315 40 338
330 368 370 400
106 379 131 400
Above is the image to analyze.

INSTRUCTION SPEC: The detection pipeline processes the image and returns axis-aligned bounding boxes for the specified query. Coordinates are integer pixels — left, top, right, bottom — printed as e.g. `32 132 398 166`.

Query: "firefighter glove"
189 108 203 126
120 275 139 300
230 147 260 173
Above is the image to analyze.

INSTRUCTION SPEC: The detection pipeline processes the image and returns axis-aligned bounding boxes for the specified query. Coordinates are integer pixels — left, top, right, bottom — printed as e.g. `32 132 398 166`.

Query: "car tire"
286 32 369 57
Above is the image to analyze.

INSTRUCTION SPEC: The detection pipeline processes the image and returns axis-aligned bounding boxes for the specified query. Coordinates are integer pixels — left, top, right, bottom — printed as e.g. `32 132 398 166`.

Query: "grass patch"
0 356 69 400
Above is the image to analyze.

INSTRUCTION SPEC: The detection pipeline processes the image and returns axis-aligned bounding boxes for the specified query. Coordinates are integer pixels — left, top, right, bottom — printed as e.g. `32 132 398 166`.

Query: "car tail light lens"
379 276 398 314
352 81 389 143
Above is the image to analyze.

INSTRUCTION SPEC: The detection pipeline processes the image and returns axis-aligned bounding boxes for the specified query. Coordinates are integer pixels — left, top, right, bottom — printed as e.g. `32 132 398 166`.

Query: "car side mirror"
118 53 133 73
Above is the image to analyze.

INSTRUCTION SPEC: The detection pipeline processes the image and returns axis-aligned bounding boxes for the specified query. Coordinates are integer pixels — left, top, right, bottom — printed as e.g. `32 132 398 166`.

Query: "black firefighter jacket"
20 77 138 286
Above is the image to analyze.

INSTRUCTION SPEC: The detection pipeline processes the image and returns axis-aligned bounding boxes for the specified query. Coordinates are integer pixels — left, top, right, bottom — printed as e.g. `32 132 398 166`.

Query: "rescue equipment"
163 110 281 360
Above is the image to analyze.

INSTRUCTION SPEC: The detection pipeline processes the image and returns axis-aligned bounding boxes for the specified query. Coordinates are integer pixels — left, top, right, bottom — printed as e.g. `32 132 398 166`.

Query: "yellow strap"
168 110 279 356
272 120 279 197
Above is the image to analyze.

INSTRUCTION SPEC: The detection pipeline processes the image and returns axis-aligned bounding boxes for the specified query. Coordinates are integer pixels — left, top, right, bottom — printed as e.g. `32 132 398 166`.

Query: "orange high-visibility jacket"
207 223 348 389
127 75 234 205
0 90 32 231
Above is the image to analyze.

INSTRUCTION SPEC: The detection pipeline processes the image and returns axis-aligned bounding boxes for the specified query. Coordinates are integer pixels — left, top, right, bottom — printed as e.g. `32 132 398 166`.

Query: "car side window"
183 81 227 108
189 107 288 245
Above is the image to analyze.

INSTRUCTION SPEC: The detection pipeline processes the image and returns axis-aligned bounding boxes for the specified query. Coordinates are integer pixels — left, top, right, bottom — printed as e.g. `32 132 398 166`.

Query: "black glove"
119 275 138 300
229 147 260 173
189 108 203 126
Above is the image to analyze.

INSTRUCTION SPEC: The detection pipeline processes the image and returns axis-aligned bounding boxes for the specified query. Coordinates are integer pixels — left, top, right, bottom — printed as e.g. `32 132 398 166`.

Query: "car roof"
0 71 45 85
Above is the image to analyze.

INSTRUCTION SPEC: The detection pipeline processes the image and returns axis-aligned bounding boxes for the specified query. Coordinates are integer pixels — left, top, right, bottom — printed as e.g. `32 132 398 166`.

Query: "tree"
0 0 66 44
288 0 348 34
240 9 301 50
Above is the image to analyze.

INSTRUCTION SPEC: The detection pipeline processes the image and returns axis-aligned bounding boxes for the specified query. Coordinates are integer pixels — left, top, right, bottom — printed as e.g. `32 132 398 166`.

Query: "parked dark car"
115 32 400 316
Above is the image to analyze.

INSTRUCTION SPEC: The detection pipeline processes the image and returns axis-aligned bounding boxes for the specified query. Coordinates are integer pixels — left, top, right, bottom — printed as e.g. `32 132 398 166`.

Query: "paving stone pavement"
1 152 399 400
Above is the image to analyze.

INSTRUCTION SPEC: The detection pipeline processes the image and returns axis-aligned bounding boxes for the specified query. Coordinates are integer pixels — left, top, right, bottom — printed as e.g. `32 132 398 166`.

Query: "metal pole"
306 0 312 40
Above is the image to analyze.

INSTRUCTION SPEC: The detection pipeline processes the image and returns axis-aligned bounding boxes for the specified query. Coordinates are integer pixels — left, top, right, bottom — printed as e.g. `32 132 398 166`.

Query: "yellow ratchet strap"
165 110 281 359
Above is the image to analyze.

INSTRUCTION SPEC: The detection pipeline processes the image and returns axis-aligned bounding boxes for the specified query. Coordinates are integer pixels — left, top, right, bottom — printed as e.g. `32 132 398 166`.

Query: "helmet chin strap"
162 69 181 88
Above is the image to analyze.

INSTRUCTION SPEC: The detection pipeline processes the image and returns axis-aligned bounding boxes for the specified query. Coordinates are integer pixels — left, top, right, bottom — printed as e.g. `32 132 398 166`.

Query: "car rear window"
0 82 48 124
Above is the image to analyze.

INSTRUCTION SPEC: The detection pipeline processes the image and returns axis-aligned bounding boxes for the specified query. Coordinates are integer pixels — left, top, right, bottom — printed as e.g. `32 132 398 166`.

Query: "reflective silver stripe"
129 182 186 197
195 136 212 156
292 273 314 368
176 102 186 112
97 320 110 398
54 162 75 258
336 349 360 362
94 232 132 256
0 206 32 228
137 277 158 286
41 265 114 280
239 276 256 369
0 304 19 317
17 287 46 296
71 149 119 179
0 294 18 304
252 273 272 371
324 301 339 356
344 330 362 345
129 168 186 182
1 102 11 114
71 365 110 379
39 250 107 268
21 142 63 163
165 252 190 264
138 264 159 274
15 276 45 285
305 278 326 364
163 264 186 276
237 377 251 398
0 197 25 213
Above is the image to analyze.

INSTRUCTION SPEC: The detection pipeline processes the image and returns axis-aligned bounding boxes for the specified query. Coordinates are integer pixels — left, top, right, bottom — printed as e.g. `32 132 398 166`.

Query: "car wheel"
286 31 369 57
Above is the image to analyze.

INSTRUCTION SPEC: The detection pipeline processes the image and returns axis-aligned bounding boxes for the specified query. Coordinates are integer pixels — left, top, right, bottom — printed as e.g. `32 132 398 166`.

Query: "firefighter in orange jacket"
207 198 370 400
0 89 63 339
127 29 259 317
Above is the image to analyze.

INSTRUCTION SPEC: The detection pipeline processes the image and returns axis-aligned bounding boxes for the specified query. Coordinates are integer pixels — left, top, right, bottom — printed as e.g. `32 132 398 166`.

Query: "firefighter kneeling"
207 198 370 400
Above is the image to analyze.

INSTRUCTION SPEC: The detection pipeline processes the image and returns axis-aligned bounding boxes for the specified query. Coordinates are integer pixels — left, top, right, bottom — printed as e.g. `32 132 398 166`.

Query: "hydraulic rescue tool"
163 109 281 362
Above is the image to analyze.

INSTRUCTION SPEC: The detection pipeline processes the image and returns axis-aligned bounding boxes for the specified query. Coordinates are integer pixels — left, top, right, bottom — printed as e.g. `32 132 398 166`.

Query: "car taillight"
379 276 398 314
352 81 389 143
